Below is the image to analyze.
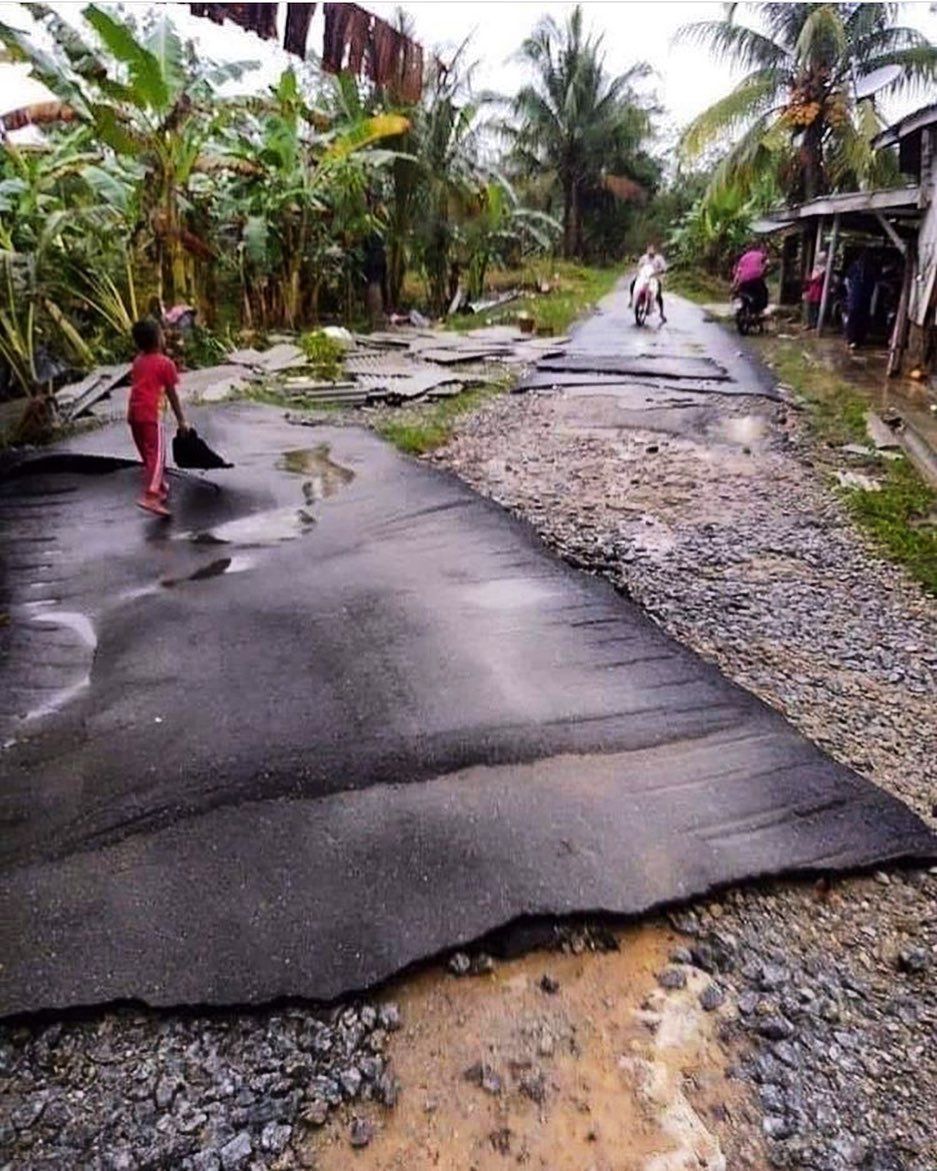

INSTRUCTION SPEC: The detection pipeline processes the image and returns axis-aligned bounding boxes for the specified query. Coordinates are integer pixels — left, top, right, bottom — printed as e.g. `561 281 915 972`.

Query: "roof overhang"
873 101 937 150
753 186 922 234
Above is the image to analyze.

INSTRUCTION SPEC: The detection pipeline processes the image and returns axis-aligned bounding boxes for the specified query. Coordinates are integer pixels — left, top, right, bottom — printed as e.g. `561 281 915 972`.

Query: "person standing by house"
803 250 827 328
845 252 876 349
128 317 189 517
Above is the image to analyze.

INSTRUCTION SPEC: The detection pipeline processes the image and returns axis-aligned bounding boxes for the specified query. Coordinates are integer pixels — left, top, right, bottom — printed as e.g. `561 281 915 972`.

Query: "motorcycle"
633 264 660 327
733 285 767 336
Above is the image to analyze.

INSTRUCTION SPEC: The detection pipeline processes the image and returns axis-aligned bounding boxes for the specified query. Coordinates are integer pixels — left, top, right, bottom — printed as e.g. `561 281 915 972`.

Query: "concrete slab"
1 405 934 1015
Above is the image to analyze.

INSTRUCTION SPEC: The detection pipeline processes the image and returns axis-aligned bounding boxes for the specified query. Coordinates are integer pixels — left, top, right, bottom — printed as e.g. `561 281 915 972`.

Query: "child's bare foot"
137 495 171 518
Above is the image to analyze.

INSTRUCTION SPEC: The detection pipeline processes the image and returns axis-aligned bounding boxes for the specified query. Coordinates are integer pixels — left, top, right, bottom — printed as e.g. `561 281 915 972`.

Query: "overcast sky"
2 1 936 142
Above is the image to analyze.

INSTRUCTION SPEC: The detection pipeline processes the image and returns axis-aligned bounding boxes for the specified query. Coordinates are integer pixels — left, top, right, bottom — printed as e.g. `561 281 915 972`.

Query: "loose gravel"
0 1002 400 1169
433 380 937 1169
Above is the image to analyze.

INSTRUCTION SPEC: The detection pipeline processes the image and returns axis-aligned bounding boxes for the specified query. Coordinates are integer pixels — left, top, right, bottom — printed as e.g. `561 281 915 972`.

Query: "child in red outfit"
128 318 189 517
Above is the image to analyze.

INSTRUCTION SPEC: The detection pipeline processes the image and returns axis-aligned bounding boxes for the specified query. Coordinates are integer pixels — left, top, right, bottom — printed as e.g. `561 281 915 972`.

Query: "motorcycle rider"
629 243 668 323
732 242 770 313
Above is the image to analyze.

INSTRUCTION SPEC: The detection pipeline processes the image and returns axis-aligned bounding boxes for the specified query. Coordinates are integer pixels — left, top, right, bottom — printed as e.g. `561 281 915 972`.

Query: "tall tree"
677 3 937 202
508 5 654 258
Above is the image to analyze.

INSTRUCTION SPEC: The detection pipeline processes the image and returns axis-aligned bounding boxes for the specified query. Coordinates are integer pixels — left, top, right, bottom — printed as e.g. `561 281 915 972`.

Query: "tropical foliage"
678 2 937 202
669 170 781 274
0 4 560 400
506 6 660 259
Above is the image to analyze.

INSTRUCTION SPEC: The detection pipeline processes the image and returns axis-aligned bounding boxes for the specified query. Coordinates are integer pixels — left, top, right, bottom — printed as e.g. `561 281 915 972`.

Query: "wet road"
1 289 934 1015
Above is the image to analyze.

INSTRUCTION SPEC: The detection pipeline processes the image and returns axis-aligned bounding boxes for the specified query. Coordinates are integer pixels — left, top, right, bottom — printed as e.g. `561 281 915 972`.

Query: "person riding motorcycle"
629 243 668 323
732 243 770 313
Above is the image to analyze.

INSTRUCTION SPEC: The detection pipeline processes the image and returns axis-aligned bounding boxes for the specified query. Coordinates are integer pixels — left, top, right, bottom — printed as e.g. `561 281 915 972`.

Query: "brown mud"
306 922 765 1171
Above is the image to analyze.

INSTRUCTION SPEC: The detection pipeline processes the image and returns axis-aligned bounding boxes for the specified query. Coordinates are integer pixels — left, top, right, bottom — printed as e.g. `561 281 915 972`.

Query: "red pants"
129 418 168 499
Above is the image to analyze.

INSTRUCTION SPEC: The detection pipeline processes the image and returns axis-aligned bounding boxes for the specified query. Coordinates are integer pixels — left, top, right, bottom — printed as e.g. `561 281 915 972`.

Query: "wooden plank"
817 213 840 334
887 249 915 377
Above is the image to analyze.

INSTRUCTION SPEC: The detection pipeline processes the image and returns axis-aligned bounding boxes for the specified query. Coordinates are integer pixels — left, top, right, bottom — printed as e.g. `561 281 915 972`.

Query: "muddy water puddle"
790 337 937 450
277 444 355 499
308 922 761 1171
180 445 353 549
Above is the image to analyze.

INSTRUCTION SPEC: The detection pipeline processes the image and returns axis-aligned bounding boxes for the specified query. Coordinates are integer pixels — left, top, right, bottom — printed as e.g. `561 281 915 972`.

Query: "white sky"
1 1 936 141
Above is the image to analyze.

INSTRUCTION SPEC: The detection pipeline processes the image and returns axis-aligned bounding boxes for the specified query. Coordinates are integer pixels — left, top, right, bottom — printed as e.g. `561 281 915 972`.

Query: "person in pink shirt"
732 243 770 312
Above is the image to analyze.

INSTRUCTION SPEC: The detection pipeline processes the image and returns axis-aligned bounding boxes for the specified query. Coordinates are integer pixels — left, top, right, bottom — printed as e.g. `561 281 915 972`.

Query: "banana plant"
1 3 256 303
217 68 407 327
461 178 560 300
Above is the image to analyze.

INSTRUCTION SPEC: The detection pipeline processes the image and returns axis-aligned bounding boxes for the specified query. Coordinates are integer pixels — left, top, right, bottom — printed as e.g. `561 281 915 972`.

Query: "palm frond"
675 18 787 71
795 5 847 70
680 70 782 159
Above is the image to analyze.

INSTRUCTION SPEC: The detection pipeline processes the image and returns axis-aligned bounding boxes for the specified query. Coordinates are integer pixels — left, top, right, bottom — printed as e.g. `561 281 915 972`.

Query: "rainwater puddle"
22 606 96 722
463 578 560 610
277 444 355 502
162 555 254 588
720 414 767 446
188 507 316 548
29 607 96 649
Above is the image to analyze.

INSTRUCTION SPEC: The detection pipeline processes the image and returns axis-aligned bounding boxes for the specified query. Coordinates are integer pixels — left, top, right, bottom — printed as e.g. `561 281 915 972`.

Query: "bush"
299 331 346 381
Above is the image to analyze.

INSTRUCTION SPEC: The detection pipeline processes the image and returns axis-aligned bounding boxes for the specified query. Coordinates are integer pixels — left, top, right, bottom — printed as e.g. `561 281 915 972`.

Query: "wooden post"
888 247 915 377
804 218 825 322
817 213 839 333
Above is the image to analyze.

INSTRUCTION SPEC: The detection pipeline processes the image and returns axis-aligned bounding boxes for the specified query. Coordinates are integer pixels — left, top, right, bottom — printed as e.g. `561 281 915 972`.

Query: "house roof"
873 101 937 150
753 186 922 233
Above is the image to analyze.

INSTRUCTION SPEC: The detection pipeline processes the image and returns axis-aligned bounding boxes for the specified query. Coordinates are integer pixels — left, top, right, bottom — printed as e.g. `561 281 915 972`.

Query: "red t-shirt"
804 272 825 304
128 352 178 423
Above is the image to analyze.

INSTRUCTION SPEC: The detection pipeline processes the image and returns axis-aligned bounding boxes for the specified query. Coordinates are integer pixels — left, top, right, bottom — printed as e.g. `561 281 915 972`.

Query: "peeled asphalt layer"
1 290 935 1016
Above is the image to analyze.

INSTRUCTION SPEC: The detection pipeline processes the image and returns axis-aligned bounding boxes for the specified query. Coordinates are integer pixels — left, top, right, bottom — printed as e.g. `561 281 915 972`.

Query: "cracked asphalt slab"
1 336 935 1015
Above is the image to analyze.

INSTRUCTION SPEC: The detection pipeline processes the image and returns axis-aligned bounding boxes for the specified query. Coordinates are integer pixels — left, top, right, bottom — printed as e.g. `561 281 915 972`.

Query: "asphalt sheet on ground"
1 361 935 1016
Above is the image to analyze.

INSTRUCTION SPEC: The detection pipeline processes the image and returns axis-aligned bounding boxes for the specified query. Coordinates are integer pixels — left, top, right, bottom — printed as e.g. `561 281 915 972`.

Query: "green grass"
374 377 511 455
764 339 869 445
844 458 937 594
446 261 621 336
756 336 937 595
667 268 733 305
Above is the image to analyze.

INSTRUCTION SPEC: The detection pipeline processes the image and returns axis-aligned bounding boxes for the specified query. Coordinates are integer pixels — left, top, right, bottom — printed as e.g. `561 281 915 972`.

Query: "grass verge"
375 376 512 455
667 268 733 305
446 261 621 336
754 336 937 595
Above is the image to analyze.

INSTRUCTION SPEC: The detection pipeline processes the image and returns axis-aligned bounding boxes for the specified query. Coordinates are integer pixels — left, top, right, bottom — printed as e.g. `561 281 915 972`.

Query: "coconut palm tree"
678 3 937 201
509 5 654 258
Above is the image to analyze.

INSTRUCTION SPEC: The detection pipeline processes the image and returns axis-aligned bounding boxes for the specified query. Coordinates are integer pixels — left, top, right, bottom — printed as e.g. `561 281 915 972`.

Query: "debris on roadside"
47 325 568 425
835 468 881 492
448 951 471 977
463 1061 503 1095
56 363 132 422
348 1116 375 1148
